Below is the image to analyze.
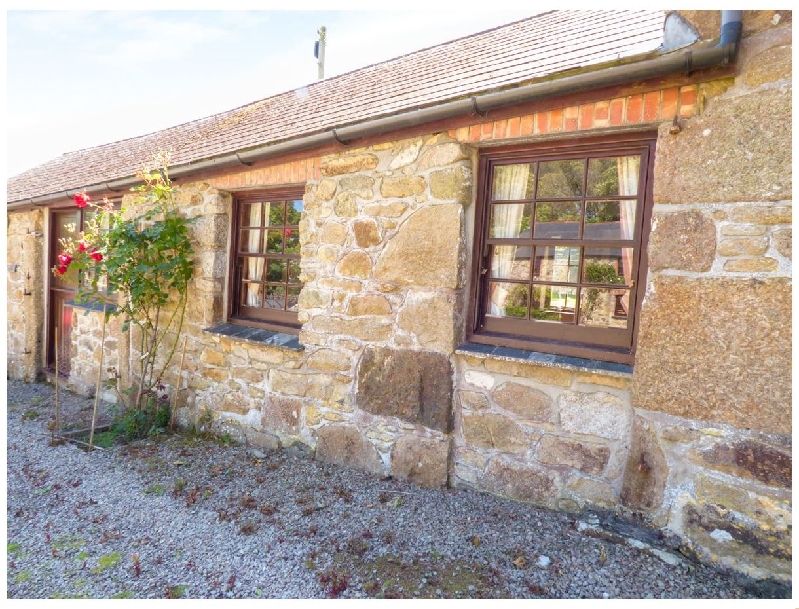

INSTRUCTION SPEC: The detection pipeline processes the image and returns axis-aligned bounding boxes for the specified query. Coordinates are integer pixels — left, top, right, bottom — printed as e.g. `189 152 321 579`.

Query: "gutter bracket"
471 96 488 117
331 129 349 145
234 153 253 167
104 182 121 193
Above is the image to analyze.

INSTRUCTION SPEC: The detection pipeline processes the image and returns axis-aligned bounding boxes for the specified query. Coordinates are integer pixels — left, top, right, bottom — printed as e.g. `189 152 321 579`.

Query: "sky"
6 5 541 178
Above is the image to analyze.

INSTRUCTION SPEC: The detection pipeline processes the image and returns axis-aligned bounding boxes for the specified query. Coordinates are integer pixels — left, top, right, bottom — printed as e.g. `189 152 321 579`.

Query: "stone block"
269 369 309 396
695 474 791 523
353 218 381 248
559 390 630 441
694 438 791 488
388 139 423 169
346 293 391 316
536 435 610 475
722 257 779 272
648 211 717 272
632 277 791 434
720 224 768 237
314 424 384 475
457 390 489 411
743 40 792 88
335 251 372 279
381 175 427 198
320 222 348 245
374 204 462 289
718 237 769 257
339 175 376 199
620 415 668 513
482 358 574 387
772 228 791 259
334 191 358 217
321 154 379 177
429 167 472 204
654 87 791 203
298 287 331 310
680 500 791 582
311 316 393 341
566 477 618 507
492 382 554 423
363 202 408 217
306 348 351 372
356 347 452 433
397 292 456 353
418 142 470 170
461 413 528 453
390 434 450 487
262 394 302 434
318 277 362 293
729 204 792 225
315 179 337 201
483 456 559 505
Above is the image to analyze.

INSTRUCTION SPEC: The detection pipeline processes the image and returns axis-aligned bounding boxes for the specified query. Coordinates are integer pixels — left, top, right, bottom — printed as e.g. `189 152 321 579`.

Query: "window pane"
287 287 301 312
533 201 581 239
533 246 580 283
584 201 636 240
579 287 630 329
264 286 286 309
284 229 300 254
266 201 285 226
537 160 584 198
241 282 263 307
242 203 262 228
267 260 287 282
242 257 265 281
240 229 262 254
491 245 531 280
265 230 284 254
587 156 639 196
287 200 303 225
488 282 528 318
582 249 634 285
489 203 531 238
288 259 301 283
532 285 577 323
492 164 535 200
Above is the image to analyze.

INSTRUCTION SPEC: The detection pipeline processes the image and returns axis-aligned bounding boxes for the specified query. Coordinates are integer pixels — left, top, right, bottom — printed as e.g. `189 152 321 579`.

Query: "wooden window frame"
228 187 305 334
467 133 656 365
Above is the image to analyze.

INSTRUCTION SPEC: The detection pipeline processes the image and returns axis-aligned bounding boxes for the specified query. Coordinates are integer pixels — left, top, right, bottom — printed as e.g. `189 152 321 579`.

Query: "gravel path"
6 379 785 599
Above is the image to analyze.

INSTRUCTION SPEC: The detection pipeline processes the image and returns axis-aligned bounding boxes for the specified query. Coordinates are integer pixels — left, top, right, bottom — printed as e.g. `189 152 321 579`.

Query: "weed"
202 489 213 500
21 409 40 421
165 585 187 599
185 486 200 507
92 551 122 574
259 502 278 517
144 484 165 496
52 535 86 552
113 590 134 599
227 573 237 591
335 487 354 503
31 396 43 405
7 542 23 555
319 568 351 598
172 478 187 496
382 531 395 544
14 570 32 584
215 432 234 446
240 495 258 509
239 520 258 535
132 554 141 577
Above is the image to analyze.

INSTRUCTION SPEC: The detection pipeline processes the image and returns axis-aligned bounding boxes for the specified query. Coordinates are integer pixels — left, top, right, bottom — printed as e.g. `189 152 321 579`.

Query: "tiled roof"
8 10 667 204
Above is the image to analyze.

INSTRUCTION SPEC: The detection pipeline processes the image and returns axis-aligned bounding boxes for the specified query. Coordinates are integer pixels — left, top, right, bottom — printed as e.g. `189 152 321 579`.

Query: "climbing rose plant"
53 156 194 415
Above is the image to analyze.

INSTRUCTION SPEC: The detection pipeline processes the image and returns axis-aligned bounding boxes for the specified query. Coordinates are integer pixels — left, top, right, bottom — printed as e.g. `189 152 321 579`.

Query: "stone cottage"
6 10 791 584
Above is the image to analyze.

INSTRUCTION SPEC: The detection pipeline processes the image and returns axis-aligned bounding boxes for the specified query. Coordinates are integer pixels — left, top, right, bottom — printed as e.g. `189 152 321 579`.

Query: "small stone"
537 556 551 567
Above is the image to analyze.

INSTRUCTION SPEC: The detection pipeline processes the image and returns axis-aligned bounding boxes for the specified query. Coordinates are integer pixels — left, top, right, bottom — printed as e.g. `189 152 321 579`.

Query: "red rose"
78 241 87 252
56 265 68 275
58 253 72 266
74 192 90 208
90 249 103 262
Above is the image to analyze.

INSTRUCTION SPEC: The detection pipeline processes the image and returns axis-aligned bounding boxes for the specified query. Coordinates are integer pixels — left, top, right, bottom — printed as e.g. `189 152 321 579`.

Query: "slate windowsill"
455 342 633 376
67 299 118 314
203 323 303 351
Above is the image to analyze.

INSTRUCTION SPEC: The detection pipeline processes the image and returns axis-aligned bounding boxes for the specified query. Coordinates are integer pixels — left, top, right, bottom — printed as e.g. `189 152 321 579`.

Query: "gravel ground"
6 379 788 600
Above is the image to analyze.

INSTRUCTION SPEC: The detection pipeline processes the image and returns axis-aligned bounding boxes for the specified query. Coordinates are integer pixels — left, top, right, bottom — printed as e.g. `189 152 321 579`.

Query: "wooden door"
48 210 79 377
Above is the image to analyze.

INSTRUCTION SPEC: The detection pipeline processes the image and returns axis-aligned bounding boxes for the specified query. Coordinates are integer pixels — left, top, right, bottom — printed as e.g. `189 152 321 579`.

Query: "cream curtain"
246 204 265 306
489 164 531 315
616 156 640 314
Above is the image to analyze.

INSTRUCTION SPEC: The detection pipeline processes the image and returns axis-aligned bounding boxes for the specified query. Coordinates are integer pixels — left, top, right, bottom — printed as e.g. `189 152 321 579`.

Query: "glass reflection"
533 201 581 239
537 160 584 198
492 164 535 200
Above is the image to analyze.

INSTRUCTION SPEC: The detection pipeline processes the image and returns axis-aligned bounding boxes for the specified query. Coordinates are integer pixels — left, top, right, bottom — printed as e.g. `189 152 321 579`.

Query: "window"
229 188 304 332
469 134 655 364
